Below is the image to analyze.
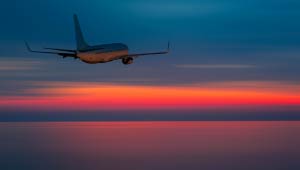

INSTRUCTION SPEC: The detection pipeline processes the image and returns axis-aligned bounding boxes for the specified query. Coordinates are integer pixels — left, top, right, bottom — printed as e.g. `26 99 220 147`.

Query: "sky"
1 0 300 121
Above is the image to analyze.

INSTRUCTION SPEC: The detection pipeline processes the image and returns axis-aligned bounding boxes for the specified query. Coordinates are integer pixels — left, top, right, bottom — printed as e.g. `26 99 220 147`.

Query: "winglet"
25 41 33 52
167 41 170 53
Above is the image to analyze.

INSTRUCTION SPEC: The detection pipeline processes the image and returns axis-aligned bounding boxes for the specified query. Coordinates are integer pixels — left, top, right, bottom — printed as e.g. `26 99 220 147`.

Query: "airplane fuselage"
77 43 129 64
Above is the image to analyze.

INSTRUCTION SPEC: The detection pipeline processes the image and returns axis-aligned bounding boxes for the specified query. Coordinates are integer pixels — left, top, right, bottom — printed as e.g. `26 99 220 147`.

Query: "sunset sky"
1 0 300 121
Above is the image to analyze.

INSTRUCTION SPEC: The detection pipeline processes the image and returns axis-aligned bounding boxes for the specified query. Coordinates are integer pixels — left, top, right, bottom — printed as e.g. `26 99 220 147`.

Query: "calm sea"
0 121 299 170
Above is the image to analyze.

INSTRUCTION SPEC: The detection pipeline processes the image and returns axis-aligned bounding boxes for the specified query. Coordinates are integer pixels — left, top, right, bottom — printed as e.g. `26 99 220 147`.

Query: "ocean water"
0 121 300 170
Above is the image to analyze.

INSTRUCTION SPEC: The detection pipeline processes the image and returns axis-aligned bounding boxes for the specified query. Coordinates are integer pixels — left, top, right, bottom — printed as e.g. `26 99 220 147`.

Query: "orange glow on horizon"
0 81 300 111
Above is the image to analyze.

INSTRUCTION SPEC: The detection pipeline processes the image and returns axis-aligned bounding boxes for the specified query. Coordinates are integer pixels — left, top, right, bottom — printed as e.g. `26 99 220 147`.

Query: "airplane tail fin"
73 14 89 51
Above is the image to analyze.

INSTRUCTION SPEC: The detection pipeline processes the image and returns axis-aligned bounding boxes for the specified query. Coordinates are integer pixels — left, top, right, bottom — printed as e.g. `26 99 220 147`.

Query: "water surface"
0 121 299 170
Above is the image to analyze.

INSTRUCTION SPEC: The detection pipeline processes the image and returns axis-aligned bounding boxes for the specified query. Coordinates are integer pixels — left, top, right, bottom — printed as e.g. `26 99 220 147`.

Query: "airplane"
26 14 170 65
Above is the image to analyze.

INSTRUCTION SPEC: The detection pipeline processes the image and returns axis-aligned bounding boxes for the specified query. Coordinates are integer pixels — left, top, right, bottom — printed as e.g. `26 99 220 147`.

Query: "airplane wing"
124 42 170 58
25 42 78 59
44 47 76 53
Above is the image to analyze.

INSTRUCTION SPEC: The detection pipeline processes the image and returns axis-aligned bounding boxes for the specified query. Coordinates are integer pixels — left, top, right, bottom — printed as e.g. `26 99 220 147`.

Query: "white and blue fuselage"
78 43 129 64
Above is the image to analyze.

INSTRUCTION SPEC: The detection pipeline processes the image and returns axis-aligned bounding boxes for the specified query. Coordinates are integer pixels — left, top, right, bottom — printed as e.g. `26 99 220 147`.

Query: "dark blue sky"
1 0 300 121
1 0 300 85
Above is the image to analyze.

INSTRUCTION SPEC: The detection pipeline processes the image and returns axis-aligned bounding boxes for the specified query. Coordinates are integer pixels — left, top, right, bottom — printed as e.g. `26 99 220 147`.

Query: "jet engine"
122 57 134 65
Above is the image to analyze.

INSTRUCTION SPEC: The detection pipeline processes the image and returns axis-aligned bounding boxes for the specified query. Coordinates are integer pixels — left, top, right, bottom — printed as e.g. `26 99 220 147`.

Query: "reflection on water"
0 121 300 170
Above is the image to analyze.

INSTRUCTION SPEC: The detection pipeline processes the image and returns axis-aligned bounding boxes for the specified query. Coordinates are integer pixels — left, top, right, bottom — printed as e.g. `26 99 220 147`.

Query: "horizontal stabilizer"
25 41 78 59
